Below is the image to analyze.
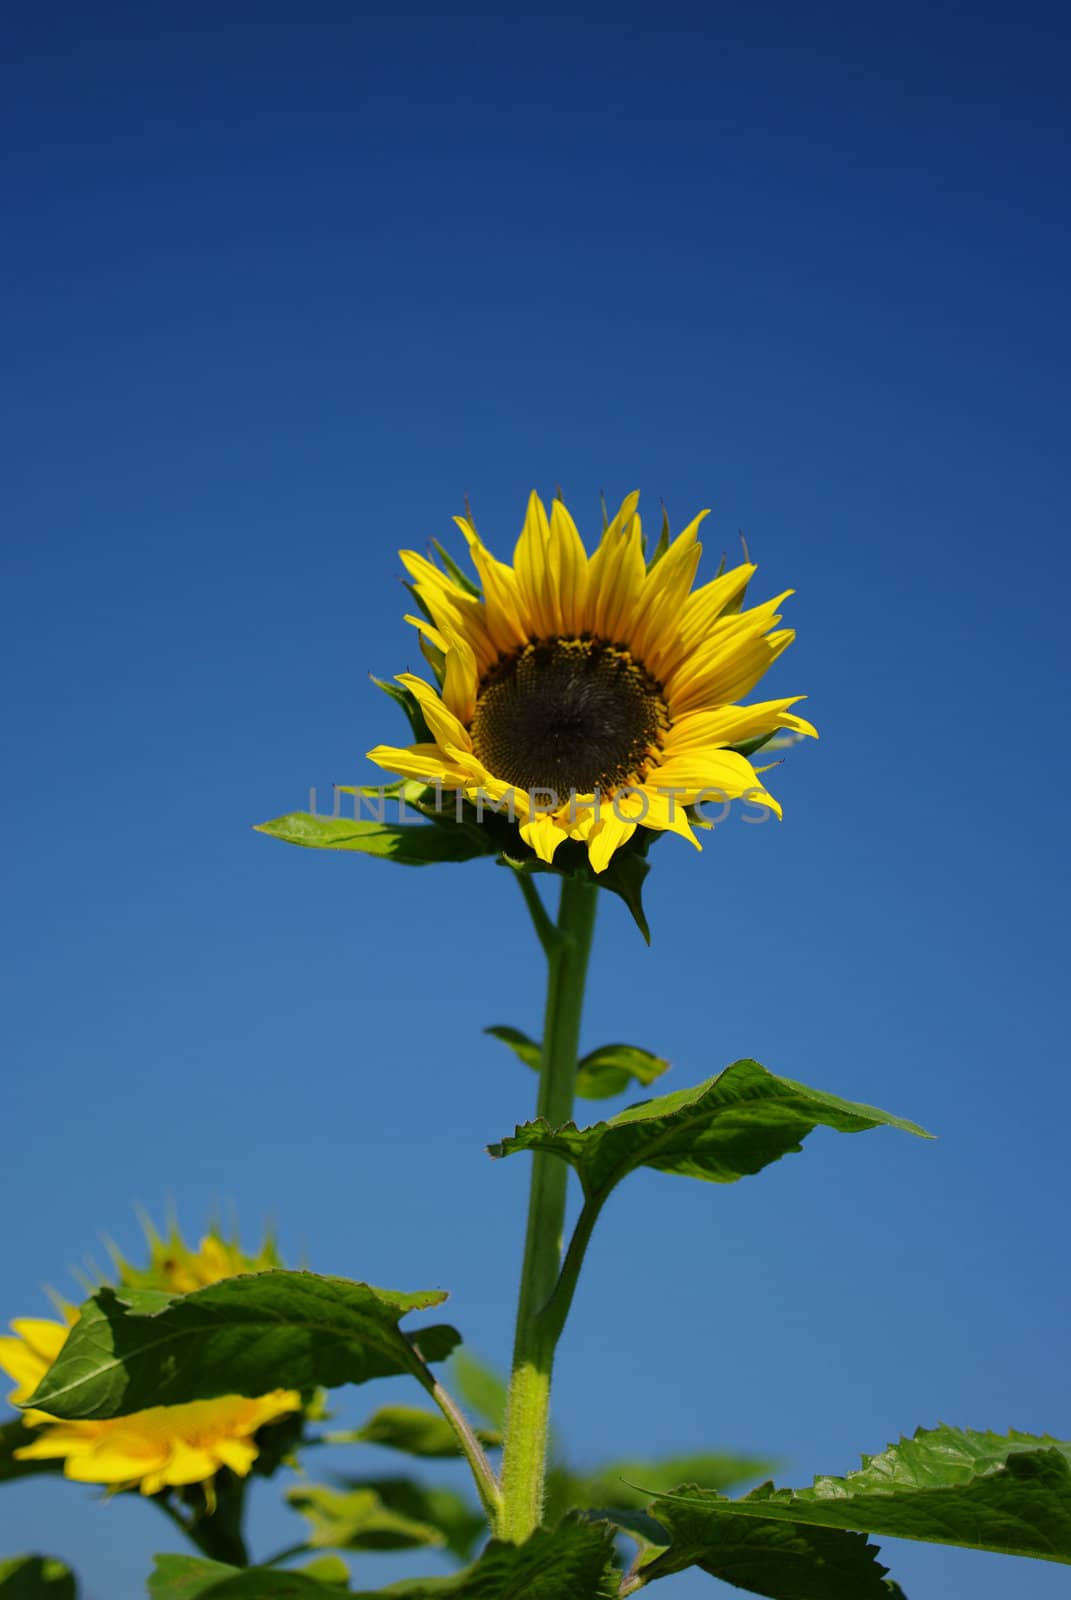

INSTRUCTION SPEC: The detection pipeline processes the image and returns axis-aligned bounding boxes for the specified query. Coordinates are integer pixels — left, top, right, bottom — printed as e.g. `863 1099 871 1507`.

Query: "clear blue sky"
3 6 1069 1597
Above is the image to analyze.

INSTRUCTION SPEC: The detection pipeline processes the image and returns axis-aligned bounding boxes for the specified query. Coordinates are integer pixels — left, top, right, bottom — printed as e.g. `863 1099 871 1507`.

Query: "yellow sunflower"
0 1228 300 1498
368 491 816 872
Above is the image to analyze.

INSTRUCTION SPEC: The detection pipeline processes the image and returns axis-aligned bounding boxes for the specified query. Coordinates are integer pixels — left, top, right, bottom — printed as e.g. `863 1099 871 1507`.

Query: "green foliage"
344 1403 501 1457
333 1477 486 1561
486 1027 669 1100
0 1558 77 1600
489 1059 930 1201
24 1272 459 1420
648 1426 1071 1566
366 1520 617 1597
286 1483 444 1551
0 1421 62 1485
253 812 498 865
448 1351 509 1432
637 1508 905 1598
546 1452 776 1523
147 1557 344 1599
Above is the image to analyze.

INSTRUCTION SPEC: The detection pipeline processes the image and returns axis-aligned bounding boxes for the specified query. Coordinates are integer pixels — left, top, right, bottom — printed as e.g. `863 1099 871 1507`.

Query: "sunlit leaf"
286 1483 444 1551
24 1272 458 1420
253 812 498 865
345 1402 501 1457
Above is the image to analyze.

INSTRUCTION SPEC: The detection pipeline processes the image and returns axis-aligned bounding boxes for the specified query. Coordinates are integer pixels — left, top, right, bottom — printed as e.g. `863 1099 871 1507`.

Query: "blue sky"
3 5 1069 1596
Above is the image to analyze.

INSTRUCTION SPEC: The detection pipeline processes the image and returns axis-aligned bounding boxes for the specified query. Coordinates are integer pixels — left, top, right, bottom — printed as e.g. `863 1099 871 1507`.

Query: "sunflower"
0 1227 301 1498
367 491 816 872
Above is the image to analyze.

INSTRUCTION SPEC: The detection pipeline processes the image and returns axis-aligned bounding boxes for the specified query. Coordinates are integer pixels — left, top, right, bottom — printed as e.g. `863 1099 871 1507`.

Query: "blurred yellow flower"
0 1227 300 1498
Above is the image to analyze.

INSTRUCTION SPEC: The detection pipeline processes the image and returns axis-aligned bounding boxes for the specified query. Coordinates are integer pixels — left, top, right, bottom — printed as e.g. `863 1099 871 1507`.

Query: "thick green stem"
499 874 598 1542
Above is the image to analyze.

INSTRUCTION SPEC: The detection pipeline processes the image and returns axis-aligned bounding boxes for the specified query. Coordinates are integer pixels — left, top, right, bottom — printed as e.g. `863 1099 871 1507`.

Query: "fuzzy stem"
499 874 598 1542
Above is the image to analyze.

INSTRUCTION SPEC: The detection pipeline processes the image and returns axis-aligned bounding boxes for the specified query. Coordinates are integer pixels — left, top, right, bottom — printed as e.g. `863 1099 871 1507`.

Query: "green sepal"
418 630 446 684
339 1401 501 1457
487 1027 669 1101
638 1505 906 1598
430 538 481 598
23 1271 460 1421
646 503 672 570
333 1475 486 1562
286 1482 445 1550
370 674 432 742
294 1557 349 1588
0 1556 77 1599
648 1425 1071 1566
253 812 500 865
488 1059 931 1201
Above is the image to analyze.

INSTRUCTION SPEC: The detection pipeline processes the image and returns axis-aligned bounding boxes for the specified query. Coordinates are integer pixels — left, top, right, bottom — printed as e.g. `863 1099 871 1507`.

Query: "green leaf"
24 1271 459 1420
337 1476 486 1562
253 812 499 865
347 1402 501 1457
486 1028 669 1101
0 1420 63 1484
488 1059 931 1201
0 1557 77 1600
448 1350 508 1433
287 1482 444 1550
638 1506 905 1598
547 1452 777 1522
294 1559 349 1588
345 1521 617 1598
146 1557 345 1599
649 1426 1071 1566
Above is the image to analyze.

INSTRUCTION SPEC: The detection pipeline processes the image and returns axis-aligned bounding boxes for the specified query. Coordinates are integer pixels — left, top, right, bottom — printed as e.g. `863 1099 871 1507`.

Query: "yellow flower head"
0 1224 300 1498
368 491 816 873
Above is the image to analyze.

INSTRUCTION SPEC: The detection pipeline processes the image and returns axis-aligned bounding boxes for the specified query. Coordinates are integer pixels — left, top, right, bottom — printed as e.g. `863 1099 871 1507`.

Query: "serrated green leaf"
448 1350 508 1433
489 1059 930 1201
0 1557 77 1600
486 1029 669 1101
335 1476 486 1562
253 812 499 865
24 1271 458 1421
638 1505 905 1598
348 1402 501 1457
287 1482 444 1551
0 1420 63 1484
649 1426 1071 1567
146 1556 344 1599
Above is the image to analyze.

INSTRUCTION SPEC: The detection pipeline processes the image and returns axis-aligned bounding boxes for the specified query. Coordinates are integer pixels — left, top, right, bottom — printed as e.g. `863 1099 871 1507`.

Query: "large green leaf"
349 1520 617 1597
0 1557 77 1600
486 1027 669 1101
647 1426 1071 1567
636 1508 905 1598
24 1271 459 1420
0 1420 63 1484
147 1557 345 1599
253 811 498 865
286 1482 444 1550
488 1059 930 1201
335 1475 486 1562
342 1402 501 1457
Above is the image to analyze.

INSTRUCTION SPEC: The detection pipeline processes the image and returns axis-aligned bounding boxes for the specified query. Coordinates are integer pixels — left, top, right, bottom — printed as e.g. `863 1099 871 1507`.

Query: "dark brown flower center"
470 637 668 795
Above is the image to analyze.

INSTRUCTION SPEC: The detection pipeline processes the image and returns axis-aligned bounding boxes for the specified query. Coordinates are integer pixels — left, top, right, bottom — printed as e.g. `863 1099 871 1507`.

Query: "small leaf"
649 1425 1071 1566
286 1483 444 1550
24 1270 459 1420
547 1452 777 1522
337 1475 486 1562
0 1556 77 1600
646 503 672 569
343 1521 617 1598
448 1350 509 1432
487 1029 669 1101
349 1402 501 1457
489 1059 930 1201
253 812 500 865
147 1556 344 1599
639 1507 905 1598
